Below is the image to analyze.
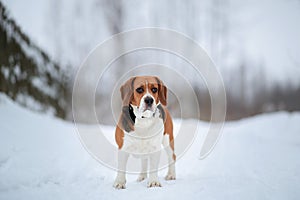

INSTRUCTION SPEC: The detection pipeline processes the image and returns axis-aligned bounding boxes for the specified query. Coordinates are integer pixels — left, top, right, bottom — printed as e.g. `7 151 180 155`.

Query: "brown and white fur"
113 76 176 189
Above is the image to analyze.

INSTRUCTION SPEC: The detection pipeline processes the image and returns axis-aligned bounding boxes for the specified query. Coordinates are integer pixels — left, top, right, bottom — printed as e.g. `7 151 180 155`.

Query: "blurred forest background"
1 0 300 124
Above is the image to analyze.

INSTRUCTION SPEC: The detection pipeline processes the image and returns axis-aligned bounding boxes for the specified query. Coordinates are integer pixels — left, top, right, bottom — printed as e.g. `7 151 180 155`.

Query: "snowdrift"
0 94 299 200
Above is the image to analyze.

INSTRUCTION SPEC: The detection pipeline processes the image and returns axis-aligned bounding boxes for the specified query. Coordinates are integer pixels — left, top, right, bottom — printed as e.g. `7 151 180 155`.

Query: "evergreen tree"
0 2 69 118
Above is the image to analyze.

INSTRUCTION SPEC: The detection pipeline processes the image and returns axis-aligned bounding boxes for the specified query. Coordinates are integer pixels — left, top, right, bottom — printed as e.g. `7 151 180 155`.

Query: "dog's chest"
122 117 164 156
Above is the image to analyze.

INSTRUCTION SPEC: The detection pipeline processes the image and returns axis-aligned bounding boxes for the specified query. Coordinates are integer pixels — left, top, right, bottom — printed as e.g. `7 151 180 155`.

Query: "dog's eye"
136 87 144 93
151 88 158 93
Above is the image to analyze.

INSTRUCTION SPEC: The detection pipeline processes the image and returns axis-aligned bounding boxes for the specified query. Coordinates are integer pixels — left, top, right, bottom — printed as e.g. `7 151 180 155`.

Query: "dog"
113 76 176 189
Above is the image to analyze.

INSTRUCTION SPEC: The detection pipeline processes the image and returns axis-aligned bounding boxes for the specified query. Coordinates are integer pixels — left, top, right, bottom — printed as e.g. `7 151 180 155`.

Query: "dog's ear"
120 77 136 106
155 77 167 106
119 77 136 132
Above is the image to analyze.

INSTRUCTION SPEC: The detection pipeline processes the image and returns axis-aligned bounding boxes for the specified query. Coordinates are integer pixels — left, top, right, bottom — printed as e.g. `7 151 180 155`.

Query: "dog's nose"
144 96 154 106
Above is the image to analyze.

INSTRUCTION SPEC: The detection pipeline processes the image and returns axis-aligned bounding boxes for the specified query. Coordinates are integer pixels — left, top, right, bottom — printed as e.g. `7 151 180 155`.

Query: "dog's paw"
113 180 126 189
147 180 162 188
137 173 147 182
165 173 176 180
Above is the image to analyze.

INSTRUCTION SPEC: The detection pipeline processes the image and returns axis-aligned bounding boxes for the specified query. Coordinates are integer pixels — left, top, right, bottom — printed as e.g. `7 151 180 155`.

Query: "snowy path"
0 94 300 200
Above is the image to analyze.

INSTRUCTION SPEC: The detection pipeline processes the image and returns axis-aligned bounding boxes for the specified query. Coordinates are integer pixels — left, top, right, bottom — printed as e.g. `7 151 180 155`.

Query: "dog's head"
120 76 167 119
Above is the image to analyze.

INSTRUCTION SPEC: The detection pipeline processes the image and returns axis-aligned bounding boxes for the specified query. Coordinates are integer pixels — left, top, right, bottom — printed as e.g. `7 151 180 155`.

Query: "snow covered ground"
0 93 300 200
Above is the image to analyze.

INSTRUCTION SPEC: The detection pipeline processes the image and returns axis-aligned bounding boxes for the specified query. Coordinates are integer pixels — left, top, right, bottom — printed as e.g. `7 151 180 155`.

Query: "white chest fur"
121 117 164 157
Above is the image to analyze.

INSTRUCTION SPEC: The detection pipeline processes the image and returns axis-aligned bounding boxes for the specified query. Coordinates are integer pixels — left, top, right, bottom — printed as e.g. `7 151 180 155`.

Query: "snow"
1 67 9 80
0 93 300 199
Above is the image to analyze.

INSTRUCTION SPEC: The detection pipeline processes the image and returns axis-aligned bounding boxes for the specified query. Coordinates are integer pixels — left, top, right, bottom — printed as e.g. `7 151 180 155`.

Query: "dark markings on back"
121 105 135 132
157 104 166 122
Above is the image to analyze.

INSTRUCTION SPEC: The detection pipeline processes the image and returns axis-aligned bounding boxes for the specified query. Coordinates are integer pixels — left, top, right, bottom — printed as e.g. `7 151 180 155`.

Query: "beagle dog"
113 76 176 189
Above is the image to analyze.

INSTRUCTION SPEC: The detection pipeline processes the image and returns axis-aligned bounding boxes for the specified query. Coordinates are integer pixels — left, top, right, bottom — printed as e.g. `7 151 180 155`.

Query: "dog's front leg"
137 158 148 182
147 151 161 187
113 150 129 189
